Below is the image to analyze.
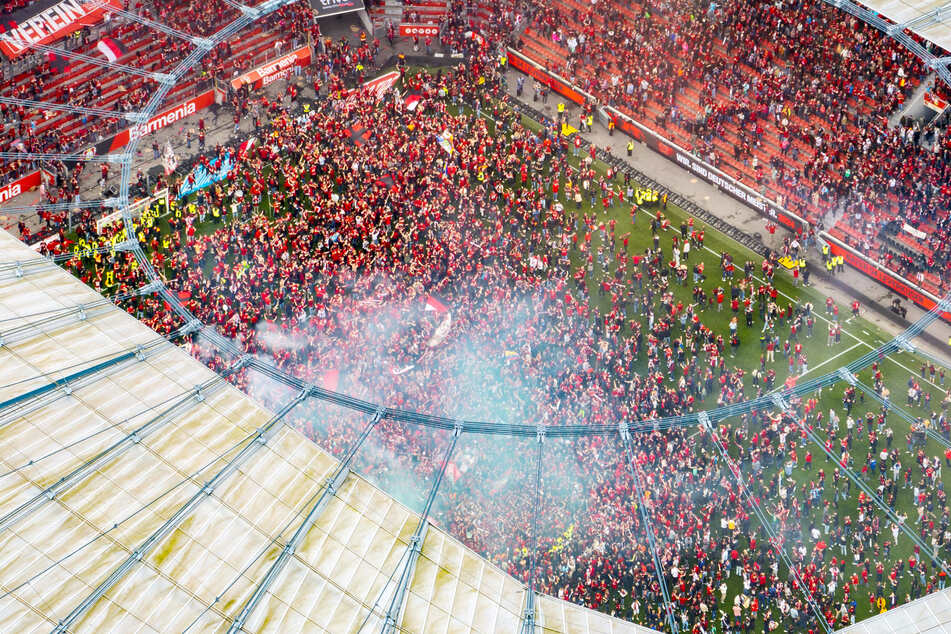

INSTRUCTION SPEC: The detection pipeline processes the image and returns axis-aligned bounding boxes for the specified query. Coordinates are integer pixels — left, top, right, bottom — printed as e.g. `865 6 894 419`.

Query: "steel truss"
824 0 951 88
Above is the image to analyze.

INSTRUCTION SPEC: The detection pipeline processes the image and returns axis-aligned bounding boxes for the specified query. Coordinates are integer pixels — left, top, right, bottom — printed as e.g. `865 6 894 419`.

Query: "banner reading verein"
0 0 123 59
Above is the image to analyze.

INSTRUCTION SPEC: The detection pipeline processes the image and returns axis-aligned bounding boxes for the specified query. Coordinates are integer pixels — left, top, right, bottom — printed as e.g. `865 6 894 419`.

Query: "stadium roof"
835 587 951 633
0 226 656 633
856 0 951 55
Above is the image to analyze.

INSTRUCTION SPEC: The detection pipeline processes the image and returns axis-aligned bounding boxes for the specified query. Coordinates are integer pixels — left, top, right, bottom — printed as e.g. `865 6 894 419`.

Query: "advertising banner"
507 48 592 106
398 23 440 37
94 90 215 154
0 0 123 59
823 232 951 323
0 169 44 204
230 46 312 91
309 0 365 19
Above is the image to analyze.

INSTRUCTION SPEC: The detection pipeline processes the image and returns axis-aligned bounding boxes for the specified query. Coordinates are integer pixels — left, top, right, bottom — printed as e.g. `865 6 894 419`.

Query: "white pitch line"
623 204 946 392
798 342 862 380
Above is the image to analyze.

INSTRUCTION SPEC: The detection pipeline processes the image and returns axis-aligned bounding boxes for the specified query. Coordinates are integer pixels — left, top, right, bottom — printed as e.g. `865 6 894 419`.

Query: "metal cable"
702 413 832 633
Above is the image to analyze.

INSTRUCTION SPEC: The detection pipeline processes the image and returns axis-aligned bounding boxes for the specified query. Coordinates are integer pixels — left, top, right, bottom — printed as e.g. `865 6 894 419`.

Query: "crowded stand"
511 0 951 297
3 1 951 632
40 35 951 629
0 0 312 188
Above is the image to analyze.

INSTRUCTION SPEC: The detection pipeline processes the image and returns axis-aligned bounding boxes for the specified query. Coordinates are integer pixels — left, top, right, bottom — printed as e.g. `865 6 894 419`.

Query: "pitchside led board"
308 0 365 18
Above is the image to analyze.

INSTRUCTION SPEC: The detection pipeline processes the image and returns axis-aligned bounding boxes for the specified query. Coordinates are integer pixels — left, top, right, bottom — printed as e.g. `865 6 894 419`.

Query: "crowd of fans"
512 0 951 296
2 1 951 631
38 31 951 630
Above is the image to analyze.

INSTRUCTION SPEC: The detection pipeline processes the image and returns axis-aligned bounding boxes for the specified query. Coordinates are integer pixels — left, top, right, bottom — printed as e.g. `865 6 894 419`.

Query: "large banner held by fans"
230 46 312 91
94 90 215 154
177 151 234 199
0 0 123 59
308 0 365 18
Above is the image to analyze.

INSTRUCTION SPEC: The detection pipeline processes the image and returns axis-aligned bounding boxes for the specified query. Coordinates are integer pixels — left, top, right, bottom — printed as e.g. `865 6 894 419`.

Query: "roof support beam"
50 389 310 634
619 422 679 634
518 426 545 634
0 199 118 215
86 0 206 44
227 408 385 633
0 35 171 83
0 152 129 163
0 347 140 413
847 374 951 451
0 96 144 122
890 2 951 33
0 377 224 533
380 424 462 633
818 0 951 88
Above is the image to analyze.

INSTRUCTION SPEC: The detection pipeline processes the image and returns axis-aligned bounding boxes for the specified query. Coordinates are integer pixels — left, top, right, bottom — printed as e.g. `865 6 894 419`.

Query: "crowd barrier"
506 47 950 322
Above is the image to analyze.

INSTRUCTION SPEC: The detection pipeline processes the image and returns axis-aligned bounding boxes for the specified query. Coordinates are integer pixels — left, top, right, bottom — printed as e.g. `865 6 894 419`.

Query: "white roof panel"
858 0 951 54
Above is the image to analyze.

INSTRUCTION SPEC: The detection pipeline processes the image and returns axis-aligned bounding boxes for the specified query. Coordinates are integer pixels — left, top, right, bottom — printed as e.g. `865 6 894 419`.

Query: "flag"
423 294 449 314
162 140 177 175
403 93 423 111
318 369 339 391
47 51 71 73
238 137 256 160
96 37 128 63
436 130 454 155
427 312 452 348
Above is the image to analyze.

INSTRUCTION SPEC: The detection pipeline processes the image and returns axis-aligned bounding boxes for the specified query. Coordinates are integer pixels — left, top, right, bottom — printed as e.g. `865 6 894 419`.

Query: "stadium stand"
509 0 951 296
